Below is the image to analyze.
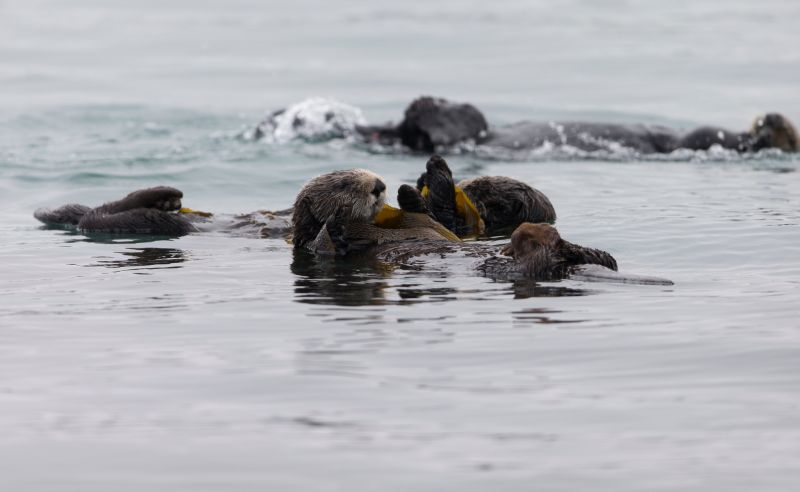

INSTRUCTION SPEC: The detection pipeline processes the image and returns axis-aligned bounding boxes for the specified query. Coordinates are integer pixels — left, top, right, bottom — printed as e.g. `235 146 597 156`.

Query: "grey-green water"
2 1 800 490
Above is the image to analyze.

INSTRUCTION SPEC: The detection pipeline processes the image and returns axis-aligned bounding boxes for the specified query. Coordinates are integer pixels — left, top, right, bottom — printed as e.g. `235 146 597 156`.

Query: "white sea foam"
250 97 367 143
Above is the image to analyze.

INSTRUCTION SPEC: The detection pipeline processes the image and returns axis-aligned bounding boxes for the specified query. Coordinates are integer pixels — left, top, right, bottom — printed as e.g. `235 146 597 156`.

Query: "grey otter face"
293 168 388 226
747 113 799 152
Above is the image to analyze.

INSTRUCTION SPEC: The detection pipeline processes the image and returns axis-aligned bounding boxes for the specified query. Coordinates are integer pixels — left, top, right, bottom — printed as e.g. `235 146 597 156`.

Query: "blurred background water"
1 1 799 490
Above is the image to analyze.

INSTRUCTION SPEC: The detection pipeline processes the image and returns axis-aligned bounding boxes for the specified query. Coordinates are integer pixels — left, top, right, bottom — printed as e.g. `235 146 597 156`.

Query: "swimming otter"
34 186 197 235
416 155 556 235
356 96 798 155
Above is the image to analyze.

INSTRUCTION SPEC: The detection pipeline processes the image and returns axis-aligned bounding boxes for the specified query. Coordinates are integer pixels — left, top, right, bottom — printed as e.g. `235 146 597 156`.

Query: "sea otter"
33 186 295 237
354 96 798 154
34 186 197 235
415 155 556 236
291 169 669 284
32 170 456 245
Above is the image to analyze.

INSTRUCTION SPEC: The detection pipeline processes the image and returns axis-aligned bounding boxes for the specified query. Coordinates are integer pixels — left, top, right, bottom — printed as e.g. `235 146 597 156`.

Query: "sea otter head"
397 96 489 152
295 168 387 224
746 113 799 153
501 223 561 259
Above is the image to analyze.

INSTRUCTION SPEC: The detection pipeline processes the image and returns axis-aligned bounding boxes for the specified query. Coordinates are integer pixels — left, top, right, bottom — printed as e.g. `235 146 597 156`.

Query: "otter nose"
371 179 386 197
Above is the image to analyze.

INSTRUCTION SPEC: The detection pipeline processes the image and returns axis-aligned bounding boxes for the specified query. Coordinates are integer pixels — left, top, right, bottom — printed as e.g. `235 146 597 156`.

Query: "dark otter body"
356 96 798 155
677 126 749 151
416 155 556 235
34 187 293 238
482 121 679 154
35 187 197 235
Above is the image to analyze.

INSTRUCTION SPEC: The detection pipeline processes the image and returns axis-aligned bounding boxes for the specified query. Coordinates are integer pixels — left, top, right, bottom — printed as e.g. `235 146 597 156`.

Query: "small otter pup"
416 155 556 235
492 223 617 280
34 186 197 235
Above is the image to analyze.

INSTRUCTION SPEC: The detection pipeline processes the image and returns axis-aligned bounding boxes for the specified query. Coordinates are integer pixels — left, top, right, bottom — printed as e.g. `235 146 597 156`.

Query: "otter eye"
371 180 386 197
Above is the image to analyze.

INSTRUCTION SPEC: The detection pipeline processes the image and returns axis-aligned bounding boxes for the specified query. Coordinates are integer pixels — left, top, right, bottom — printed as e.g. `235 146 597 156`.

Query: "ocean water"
1 1 800 491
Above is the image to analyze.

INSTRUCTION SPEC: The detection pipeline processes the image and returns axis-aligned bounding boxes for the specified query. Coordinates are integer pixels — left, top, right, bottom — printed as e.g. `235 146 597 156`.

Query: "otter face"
747 113 799 152
501 223 561 258
295 169 387 225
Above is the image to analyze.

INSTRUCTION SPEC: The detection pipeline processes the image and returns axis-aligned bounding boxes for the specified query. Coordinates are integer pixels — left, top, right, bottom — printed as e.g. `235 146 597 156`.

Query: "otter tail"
571 264 673 286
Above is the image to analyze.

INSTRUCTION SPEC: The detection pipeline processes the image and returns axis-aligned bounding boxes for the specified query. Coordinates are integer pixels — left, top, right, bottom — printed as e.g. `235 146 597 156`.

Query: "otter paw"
397 184 430 214
325 204 352 256
125 186 184 211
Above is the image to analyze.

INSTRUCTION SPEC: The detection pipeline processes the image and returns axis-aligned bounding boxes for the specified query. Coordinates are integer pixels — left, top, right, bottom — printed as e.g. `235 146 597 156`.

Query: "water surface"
1 1 800 490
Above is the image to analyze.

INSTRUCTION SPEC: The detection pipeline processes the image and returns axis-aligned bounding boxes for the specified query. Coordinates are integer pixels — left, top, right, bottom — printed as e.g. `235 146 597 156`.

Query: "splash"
247 98 367 143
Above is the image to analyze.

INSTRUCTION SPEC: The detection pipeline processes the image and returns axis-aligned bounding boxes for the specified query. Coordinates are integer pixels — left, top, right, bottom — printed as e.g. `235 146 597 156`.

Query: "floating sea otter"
357 96 799 154
251 96 798 154
288 169 669 284
32 172 670 284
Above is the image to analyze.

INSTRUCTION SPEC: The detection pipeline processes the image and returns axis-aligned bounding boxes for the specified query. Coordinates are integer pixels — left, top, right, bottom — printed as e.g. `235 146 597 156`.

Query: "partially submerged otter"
262 96 796 155
34 186 197 235
33 172 669 284
34 186 292 238
291 169 670 284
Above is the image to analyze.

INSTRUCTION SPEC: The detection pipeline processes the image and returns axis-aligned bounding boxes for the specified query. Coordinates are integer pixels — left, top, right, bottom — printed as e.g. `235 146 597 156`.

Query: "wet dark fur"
485 223 617 280
677 126 749 151
358 96 798 154
34 187 196 235
416 155 556 235
458 176 556 232
394 96 488 152
748 113 799 152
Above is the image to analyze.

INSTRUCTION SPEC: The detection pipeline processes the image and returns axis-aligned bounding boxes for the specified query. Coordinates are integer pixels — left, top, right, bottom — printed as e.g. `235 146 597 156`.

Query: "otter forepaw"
397 184 430 214
325 203 352 256
124 186 184 212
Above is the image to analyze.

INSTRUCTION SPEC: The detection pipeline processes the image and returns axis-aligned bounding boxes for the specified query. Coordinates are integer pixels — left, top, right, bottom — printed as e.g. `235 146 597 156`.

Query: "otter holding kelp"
416 155 556 235
289 168 670 284
32 172 669 284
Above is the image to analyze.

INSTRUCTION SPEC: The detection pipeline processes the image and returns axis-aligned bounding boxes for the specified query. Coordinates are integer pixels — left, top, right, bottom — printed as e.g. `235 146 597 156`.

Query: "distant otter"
356 96 799 155
747 113 799 152
415 155 556 235
34 186 197 235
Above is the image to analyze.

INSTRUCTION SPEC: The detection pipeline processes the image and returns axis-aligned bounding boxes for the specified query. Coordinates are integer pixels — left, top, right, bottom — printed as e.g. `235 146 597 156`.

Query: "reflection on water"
291 250 593 307
89 247 187 270
511 279 591 299
291 251 390 306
